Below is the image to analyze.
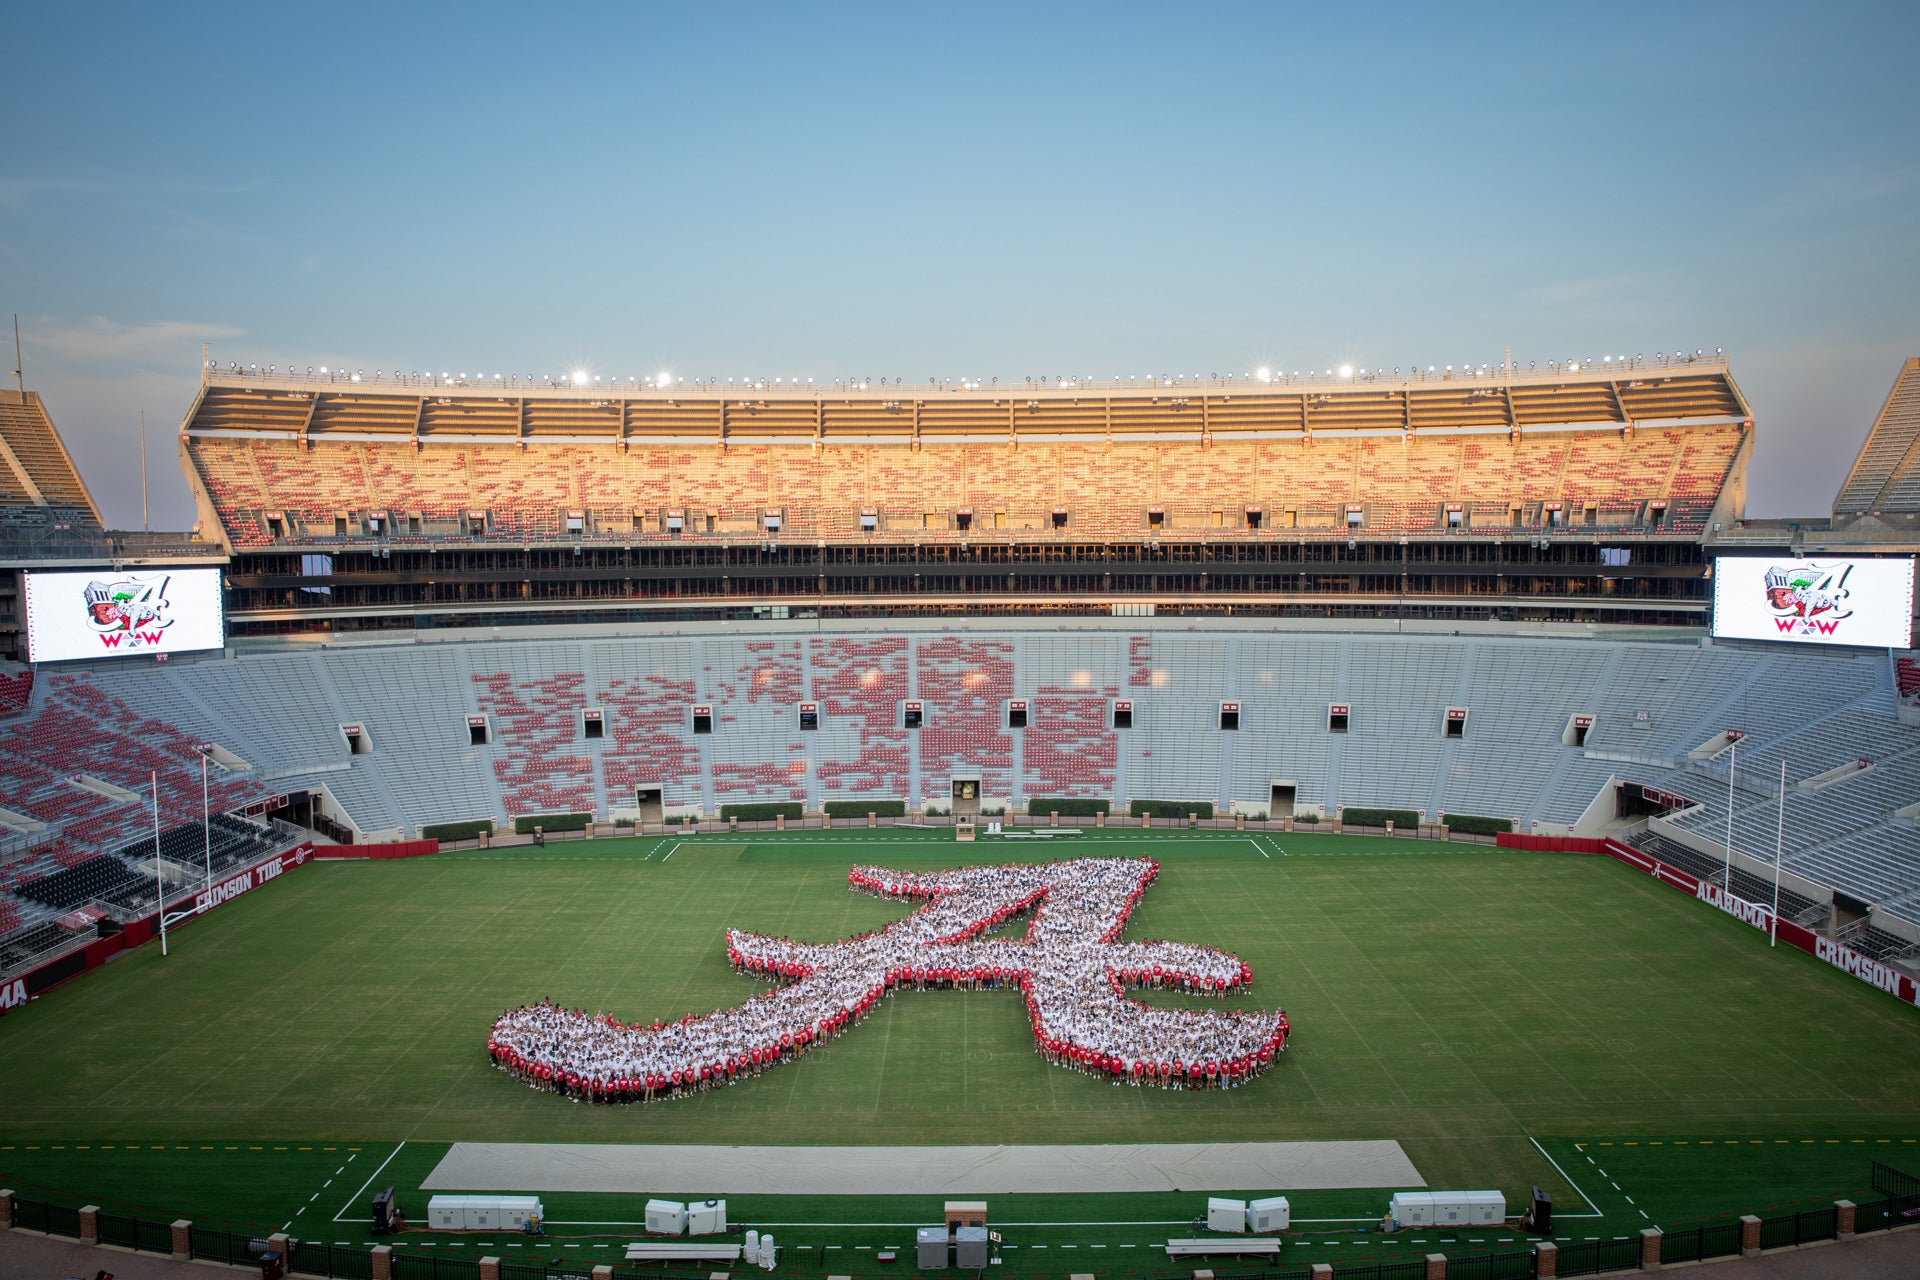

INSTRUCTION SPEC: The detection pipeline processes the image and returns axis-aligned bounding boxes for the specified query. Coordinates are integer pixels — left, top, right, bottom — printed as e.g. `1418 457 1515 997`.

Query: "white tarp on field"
423 1140 1422 1195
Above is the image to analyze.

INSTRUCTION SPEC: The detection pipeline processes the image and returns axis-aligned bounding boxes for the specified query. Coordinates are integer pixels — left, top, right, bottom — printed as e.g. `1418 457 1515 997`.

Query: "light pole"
198 744 213 899
1724 738 1737 892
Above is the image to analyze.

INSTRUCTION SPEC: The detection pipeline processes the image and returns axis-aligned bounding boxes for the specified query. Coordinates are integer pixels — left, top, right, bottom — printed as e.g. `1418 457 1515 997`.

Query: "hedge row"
824 800 907 818
1129 799 1215 819
513 812 592 834
1342 807 1420 829
1294 812 1321 824
1441 813 1514 835
422 819 493 841
719 802 804 822
1028 797 1111 816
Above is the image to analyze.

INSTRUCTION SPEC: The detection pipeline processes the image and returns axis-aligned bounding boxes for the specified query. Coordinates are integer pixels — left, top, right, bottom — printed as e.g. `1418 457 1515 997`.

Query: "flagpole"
1724 739 1737 891
1772 759 1786 948
152 769 167 957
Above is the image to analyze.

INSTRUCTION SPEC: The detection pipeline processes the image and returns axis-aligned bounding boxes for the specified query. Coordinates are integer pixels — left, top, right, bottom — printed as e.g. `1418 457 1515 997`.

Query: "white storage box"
645 1198 688 1235
687 1197 721 1235
427 1195 468 1231
1462 1191 1506 1225
1207 1197 1248 1233
463 1200 499 1230
688 1199 727 1235
1247 1196 1291 1233
1389 1191 1435 1226
1430 1196 1468 1226
497 1197 544 1230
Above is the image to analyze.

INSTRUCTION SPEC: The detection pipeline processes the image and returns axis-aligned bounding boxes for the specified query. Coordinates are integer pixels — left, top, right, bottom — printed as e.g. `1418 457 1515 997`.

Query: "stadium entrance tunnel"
951 775 981 816
1270 780 1297 819
633 786 663 824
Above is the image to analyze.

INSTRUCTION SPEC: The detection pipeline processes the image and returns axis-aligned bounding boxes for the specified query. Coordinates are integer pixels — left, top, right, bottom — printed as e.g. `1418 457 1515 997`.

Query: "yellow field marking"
274 1146 287 1151
176 1145 188 1150
1878 1139 1891 1144
250 1146 263 1151
1675 1141 1688 1145
1826 1140 1839 1144
226 1146 238 1151
299 1146 311 1151
1650 1141 1662 1146
1777 1140 1789 1144
1851 1139 1864 1144
1700 1141 1713 1145
51 1145 63 1150
100 1145 113 1150
201 1146 212 1151
1801 1140 1814 1144
76 1145 89 1150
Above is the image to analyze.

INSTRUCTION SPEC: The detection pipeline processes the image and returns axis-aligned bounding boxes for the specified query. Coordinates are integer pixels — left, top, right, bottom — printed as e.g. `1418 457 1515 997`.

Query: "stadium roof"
186 354 1748 447
1833 358 1920 517
0 389 103 528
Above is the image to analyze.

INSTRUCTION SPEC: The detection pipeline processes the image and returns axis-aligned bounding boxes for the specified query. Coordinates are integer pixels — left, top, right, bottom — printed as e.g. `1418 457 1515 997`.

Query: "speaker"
1524 1186 1552 1234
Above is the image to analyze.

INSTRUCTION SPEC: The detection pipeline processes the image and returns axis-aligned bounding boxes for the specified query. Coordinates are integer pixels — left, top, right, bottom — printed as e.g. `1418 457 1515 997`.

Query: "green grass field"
2 828 1918 1275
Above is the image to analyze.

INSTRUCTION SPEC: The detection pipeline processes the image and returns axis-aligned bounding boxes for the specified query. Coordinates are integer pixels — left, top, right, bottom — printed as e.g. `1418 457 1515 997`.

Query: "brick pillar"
869 812 877 827
1534 1241 1557 1279
821 814 832 829
78 1205 100 1245
1425 1252 1446 1280
371 1244 393 1280
1835 1199 1856 1241
1096 811 1105 827
591 1266 613 1280
1141 812 1151 828
1639 1227 1662 1269
1050 811 1059 827
172 1219 193 1262
479 1257 501 1280
775 814 784 830
1310 1266 1334 1280
1236 812 1245 830
270 1231 292 1265
0 1188 14 1229
1739 1215 1761 1257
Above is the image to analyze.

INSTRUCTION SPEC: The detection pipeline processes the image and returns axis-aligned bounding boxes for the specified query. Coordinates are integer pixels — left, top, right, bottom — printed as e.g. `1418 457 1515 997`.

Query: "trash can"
260 1251 285 1280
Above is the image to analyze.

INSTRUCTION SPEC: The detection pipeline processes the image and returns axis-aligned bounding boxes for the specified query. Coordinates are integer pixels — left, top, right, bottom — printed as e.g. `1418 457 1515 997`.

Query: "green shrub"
1129 799 1215 819
422 819 493 841
1028 797 1110 816
1341 807 1419 829
924 802 950 816
719 802 804 822
1441 813 1513 835
512 812 592 834
824 799 906 818
613 817 635 827
980 802 1006 816
1294 811 1320 824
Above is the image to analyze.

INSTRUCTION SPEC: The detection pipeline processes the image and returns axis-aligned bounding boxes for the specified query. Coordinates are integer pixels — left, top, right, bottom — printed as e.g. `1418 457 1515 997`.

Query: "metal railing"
202 351 1730 399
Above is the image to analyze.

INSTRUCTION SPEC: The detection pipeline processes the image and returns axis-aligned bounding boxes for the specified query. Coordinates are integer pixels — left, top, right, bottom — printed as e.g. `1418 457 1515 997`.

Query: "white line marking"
662 842 681 862
332 1142 407 1223
1529 1135 1606 1218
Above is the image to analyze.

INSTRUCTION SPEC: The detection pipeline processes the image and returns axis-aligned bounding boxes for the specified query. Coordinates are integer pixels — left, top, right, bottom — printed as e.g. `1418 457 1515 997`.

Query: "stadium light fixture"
1338 364 1353 379
657 372 672 390
1256 367 1271 383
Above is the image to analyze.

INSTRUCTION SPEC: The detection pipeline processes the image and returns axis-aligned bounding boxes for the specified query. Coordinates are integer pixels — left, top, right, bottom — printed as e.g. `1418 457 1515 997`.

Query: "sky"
3 1 1916 530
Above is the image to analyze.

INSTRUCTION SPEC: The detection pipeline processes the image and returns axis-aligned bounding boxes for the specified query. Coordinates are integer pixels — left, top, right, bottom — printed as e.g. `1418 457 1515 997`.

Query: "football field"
2 828 1917 1274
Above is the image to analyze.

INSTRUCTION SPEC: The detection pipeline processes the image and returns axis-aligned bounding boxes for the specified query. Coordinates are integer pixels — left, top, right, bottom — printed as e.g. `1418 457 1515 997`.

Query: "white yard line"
331 1143 406 1223
661 842 681 862
1528 1136 1606 1219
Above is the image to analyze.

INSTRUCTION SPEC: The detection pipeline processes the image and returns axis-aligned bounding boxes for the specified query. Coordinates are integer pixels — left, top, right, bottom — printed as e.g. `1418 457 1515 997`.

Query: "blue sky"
4 1 1916 528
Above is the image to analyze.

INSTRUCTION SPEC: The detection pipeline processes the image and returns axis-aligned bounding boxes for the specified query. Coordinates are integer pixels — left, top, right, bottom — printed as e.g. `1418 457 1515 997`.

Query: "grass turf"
2 828 1918 1273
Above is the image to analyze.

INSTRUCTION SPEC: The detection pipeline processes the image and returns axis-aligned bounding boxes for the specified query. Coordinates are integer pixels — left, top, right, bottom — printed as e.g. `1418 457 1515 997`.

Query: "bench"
625 1243 745 1262
1164 1238 1283 1258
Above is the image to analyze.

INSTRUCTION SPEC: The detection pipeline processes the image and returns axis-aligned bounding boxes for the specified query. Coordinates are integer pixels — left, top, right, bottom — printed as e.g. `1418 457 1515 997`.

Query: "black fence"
391 1252 481 1280
1440 1249 1538 1280
1653 1221 1743 1263
95 1211 177 1252
1552 1237 1641 1277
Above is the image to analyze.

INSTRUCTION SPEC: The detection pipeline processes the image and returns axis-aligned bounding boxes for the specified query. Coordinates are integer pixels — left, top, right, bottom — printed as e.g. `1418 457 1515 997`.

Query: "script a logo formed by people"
1762 561 1856 638
487 857 1292 1105
82 575 178 651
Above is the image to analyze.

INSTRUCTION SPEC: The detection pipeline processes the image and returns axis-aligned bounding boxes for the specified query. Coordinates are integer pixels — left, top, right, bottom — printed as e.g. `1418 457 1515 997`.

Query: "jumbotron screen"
1712 555 1916 648
22 568 226 663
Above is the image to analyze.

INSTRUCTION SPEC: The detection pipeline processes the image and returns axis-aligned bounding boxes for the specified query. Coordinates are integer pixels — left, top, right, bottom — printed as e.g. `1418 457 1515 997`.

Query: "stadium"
1 352 1919 1280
